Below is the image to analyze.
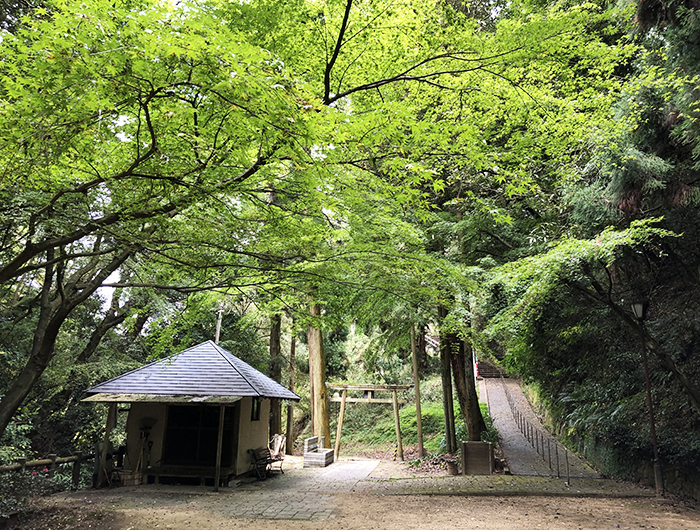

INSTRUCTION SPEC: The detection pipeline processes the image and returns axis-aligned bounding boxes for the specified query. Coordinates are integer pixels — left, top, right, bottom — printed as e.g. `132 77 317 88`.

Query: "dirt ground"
19 494 700 530
14 457 700 530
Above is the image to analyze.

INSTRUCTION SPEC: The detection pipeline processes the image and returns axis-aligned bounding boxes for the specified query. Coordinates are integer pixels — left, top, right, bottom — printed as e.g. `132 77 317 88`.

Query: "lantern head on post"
631 301 648 321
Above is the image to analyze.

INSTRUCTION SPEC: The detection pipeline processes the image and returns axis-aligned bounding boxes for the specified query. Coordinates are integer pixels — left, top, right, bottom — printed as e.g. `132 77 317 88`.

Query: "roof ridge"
210 341 262 397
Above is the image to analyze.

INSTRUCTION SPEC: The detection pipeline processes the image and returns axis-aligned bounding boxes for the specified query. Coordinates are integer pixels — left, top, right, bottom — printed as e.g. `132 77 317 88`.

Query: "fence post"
541 433 546 461
48 454 57 478
72 451 83 491
565 448 570 485
555 444 560 478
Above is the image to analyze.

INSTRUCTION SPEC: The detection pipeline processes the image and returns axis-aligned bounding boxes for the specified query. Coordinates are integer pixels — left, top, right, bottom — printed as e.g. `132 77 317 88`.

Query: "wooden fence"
0 452 94 491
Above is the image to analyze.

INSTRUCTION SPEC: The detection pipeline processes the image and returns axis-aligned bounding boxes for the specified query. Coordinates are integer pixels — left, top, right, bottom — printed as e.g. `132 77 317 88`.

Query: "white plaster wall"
124 402 166 472
234 397 270 475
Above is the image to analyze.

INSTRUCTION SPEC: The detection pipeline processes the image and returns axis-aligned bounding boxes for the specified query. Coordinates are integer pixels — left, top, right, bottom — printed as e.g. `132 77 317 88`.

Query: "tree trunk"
416 325 428 375
437 306 457 454
127 310 150 339
307 302 331 448
411 324 424 457
35 291 135 428
269 313 282 436
0 247 133 440
451 339 486 441
285 319 296 455
76 290 131 364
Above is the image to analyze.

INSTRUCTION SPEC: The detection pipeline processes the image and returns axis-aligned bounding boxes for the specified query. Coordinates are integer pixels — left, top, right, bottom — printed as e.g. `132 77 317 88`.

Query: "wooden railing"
0 452 94 491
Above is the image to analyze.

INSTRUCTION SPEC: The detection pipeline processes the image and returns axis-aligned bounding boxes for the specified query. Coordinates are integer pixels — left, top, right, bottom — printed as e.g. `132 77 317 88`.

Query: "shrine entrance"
328 384 413 461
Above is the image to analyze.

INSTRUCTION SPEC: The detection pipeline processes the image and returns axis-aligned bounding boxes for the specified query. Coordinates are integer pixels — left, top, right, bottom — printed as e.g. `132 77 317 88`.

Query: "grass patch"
332 397 498 457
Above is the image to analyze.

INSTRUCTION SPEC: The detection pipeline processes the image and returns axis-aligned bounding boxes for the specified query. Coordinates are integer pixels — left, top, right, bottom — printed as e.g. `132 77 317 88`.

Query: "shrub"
0 462 86 520
0 469 54 519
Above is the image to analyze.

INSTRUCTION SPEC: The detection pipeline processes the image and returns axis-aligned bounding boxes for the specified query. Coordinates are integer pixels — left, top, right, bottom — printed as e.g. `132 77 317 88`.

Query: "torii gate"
327 384 413 461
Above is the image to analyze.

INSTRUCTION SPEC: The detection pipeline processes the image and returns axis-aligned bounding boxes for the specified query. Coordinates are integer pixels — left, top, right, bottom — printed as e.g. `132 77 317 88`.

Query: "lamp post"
631 301 664 496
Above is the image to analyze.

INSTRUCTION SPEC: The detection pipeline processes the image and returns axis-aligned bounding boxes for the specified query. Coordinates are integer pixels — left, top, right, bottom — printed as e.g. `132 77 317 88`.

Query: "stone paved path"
108 460 652 522
481 378 599 478
195 459 380 520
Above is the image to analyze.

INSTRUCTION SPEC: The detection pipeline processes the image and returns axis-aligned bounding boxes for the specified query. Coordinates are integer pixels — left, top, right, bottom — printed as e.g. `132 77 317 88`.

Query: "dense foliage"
1 0 699 500
471 0 700 494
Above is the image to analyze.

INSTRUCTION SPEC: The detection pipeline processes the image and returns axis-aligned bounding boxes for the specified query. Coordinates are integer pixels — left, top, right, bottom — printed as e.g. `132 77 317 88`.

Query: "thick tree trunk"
307 302 331 447
416 325 428 375
437 306 457 454
285 321 296 455
0 337 61 443
451 339 486 441
0 247 133 441
35 292 133 429
269 313 282 437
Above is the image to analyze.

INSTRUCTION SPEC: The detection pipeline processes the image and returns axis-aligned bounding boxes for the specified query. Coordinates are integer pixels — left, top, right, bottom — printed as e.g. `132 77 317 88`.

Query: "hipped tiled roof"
85 340 300 401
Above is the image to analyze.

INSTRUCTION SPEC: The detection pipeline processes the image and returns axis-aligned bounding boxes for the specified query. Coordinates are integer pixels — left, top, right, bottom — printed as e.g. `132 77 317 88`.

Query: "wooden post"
48 454 57 478
215 301 224 344
411 324 424 457
72 451 83 491
334 389 347 460
214 405 226 492
392 390 404 461
98 403 116 488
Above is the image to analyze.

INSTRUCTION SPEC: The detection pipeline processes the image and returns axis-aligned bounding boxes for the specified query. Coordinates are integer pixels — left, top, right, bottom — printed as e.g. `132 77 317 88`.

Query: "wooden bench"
303 436 334 468
147 465 233 486
250 434 286 480
250 447 275 480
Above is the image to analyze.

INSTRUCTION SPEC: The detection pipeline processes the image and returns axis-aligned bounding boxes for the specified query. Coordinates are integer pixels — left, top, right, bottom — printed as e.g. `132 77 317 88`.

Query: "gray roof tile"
86 341 300 401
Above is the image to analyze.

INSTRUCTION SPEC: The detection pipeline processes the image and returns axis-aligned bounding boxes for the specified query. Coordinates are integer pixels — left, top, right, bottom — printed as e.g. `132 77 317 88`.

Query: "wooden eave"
326 384 414 391
82 393 244 404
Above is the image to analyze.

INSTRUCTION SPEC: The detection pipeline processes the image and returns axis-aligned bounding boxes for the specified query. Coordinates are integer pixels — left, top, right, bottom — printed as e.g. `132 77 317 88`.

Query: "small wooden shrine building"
84 340 299 487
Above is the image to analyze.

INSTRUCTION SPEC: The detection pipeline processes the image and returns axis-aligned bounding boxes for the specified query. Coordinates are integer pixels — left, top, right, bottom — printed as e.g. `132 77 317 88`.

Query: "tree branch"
324 0 354 105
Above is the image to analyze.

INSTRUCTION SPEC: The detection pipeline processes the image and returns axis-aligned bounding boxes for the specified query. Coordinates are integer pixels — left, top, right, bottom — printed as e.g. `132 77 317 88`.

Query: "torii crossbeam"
327 384 413 461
